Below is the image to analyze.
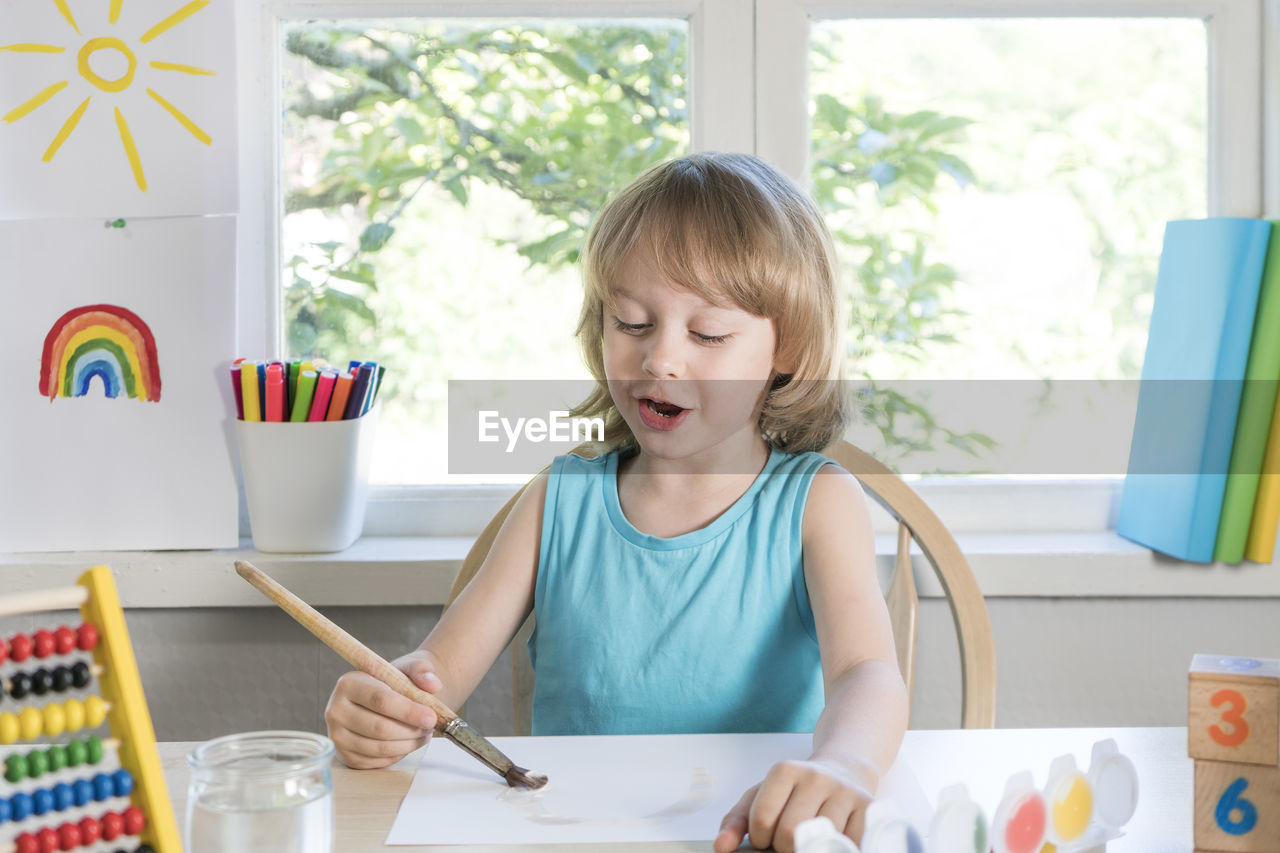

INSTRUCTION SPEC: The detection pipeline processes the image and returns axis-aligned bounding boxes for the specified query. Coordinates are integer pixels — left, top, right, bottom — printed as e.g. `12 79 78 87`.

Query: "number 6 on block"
1188 655 1279 765
1194 760 1280 853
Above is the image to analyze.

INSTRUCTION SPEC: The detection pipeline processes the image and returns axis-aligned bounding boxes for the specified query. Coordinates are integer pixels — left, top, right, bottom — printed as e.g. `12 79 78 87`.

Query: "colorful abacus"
1189 654 1280 852
0 567 179 853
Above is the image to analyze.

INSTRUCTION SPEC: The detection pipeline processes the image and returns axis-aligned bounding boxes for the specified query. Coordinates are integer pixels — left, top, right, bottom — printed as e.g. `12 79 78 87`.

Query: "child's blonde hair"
571 152 849 453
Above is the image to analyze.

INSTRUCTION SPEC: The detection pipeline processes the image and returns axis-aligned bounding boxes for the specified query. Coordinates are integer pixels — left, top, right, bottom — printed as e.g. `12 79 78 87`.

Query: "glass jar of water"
186 730 334 852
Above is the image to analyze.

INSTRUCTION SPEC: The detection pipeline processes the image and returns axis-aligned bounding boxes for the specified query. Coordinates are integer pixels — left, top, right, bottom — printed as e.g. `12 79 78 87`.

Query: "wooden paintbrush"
234 560 548 790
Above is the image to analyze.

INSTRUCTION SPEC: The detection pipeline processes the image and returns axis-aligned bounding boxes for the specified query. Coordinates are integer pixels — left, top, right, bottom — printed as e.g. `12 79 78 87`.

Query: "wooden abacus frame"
0 565 180 852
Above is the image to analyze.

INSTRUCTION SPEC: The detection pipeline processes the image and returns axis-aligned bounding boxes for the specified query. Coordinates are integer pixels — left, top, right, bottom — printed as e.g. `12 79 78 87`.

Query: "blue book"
1117 218 1273 562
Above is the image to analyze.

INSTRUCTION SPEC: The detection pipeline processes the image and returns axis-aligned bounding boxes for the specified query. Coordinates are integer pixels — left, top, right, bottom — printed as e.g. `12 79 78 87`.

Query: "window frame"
237 0 1272 538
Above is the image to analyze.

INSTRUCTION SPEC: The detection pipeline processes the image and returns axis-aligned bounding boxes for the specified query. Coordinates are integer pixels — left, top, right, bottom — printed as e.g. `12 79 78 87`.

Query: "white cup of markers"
231 358 385 422
230 358 384 552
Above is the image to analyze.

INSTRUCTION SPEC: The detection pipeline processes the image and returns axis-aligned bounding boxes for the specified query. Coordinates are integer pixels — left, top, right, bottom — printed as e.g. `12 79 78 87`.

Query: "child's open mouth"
638 397 689 431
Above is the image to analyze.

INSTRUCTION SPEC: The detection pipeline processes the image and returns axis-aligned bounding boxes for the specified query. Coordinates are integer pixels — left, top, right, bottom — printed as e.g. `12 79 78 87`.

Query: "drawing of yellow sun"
1 0 217 192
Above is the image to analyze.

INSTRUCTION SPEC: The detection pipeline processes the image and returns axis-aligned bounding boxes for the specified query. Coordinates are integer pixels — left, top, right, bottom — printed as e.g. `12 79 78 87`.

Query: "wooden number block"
1189 655 1280 765
1195 759 1280 852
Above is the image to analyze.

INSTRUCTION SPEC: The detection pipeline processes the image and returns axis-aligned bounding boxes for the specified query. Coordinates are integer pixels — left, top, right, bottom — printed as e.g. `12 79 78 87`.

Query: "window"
238 0 1267 535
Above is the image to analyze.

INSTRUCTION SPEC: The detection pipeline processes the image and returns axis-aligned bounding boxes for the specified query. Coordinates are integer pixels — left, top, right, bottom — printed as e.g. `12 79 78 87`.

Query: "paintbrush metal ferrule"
445 719 547 790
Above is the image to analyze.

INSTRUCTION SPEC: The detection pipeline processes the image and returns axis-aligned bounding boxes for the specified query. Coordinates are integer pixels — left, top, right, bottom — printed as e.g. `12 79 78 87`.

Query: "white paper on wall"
0 216 238 551
0 0 238 219
386 732 933 846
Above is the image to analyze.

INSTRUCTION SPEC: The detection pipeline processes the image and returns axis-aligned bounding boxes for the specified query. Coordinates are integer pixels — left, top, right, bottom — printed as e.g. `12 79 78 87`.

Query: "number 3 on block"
1188 655 1279 765
1210 689 1250 747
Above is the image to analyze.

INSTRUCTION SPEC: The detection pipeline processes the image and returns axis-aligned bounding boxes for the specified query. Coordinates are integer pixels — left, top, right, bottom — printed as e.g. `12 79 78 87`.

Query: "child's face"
603 248 785 465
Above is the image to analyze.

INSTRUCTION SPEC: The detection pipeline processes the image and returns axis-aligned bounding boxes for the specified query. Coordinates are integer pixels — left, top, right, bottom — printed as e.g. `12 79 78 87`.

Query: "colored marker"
256 362 266 412
240 362 260 422
326 372 354 421
265 362 285 422
229 358 245 420
357 361 379 415
291 371 318 422
308 370 337 421
286 360 301 416
344 364 374 419
368 364 386 411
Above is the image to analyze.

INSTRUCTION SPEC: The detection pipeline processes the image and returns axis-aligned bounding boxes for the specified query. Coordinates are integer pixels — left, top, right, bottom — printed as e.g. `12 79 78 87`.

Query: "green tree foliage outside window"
282 20 985 474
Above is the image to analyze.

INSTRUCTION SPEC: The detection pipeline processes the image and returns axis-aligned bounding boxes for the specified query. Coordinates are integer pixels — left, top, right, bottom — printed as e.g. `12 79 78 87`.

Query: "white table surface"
158 726 1193 852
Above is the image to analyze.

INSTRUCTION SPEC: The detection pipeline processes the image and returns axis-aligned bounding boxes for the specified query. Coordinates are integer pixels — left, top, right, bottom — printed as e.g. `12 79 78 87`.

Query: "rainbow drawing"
39 304 161 401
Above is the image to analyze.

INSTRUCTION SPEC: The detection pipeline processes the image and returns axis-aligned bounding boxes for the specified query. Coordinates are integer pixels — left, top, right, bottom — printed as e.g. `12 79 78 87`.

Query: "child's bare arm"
325 472 549 768
716 466 908 853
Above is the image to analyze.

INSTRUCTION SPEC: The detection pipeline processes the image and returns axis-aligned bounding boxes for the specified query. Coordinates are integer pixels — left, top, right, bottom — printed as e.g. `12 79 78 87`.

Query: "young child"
325 153 908 853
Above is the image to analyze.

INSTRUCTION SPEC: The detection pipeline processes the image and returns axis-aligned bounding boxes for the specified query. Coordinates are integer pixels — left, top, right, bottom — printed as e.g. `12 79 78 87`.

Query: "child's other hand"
324 650 444 769
712 758 874 853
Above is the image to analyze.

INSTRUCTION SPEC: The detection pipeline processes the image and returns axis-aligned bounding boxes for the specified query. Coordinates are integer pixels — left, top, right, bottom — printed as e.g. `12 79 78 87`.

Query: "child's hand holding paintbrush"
324 648 444 769
234 561 547 789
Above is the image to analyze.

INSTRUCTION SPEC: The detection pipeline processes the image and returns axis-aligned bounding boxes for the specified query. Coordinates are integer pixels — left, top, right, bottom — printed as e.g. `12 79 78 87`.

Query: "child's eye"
694 331 731 344
613 319 649 334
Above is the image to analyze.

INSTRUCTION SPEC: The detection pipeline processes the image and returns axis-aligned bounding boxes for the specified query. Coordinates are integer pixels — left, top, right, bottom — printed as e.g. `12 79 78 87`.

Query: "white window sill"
2 530 1278 607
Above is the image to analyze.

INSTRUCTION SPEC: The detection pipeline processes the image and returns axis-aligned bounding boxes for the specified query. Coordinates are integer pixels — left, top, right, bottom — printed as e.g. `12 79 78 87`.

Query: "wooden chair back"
446 440 997 731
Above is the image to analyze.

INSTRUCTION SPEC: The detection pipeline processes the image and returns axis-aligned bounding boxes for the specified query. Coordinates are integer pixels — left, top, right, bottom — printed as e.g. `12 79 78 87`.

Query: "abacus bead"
53 782 73 811
32 786 54 815
19 705 42 739
112 769 134 797
136 846 156 853
85 695 106 728
37 826 58 853
76 623 98 652
42 702 65 737
66 738 86 766
57 822 80 851
32 630 54 659
72 778 92 807
0 795 11 823
0 711 20 743
15 832 38 853
30 669 52 696
122 805 145 835
10 632 32 662
27 748 48 778
10 672 31 700
47 745 67 772
78 815 100 844
0 637 6 664
50 667 70 693
94 772 114 801
53 626 75 655
62 698 84 731
11 791 33 820
70 662 90 689
101 810 124 840
6 752 28 781
86 735 103 764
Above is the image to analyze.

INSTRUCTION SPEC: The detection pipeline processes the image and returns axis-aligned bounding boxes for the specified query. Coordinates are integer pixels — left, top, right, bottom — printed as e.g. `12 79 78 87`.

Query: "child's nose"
642 331 684 378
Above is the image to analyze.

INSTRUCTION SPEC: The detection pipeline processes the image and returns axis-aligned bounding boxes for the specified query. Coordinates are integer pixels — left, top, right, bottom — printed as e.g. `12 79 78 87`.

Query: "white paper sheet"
0 216 238 551
0 0 237 219
386 733 933 846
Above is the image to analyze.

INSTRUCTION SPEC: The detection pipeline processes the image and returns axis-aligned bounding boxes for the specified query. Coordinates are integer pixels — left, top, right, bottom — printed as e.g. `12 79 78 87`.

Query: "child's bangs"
639 199 779 317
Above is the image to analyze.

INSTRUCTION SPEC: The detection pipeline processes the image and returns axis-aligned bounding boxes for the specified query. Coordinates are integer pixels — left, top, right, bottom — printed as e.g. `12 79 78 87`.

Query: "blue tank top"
529 445 836 735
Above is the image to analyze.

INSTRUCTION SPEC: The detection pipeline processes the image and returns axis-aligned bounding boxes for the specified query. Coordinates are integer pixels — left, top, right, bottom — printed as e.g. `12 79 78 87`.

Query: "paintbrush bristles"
505 766 549 790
